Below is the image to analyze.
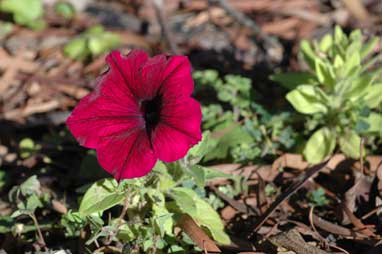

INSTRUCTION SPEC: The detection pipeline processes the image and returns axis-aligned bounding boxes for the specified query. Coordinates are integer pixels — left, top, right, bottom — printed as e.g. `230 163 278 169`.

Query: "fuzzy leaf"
363 113 382 135
339 131 361 159
315 59 335 87
364 83 382 108
286 85 328 114
303 127 336 163
300 40 316 70
79 178 125 216
170 187 230 244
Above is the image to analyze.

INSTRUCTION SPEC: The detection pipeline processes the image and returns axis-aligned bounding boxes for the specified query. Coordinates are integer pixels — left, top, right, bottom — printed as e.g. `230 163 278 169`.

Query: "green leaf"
364 83 382 108
319 34 333 52
204 166 236 181
343 51 360 76
64 38 88 61
19 138 36 158
300 40 316 70
270 72 317 90
303 127 336 163
20 175 40 196
169 187 197 216
188 131 213 164
152 205 173 236
344 74 373 102
334 25 348 49
26 194 43 211
286 85 328 114
54 2 75 19
360 37 379 58
85 25 104 35
333 55 344 69
363 113 382 135
315 59 335 87
118 224 136 242
79 178 125 216
193 197 230 244
0 0 44 29
170 187 230 244
349 29 362 42
88 33 120 56
188 165 206 188
308 188 329 206
339 131 361 159
204 124 252 161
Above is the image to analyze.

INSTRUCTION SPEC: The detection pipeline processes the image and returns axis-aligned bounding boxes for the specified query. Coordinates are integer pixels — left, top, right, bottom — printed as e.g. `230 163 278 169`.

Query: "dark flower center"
141 95 162 136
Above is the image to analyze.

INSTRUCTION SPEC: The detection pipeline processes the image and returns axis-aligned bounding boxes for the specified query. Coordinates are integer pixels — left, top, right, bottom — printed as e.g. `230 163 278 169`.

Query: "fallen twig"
208 0 276 46
249 160 329 238
210 185 258 215
151 0 179 54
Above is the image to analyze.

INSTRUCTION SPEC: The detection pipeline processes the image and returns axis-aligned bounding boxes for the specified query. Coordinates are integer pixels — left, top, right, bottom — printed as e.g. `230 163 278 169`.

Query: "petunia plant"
61 149 238 252
63 50 233 252
272 26 382 163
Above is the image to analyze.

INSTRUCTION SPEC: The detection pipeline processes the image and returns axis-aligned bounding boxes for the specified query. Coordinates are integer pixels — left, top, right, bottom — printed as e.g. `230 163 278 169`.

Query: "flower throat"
141 95 162 134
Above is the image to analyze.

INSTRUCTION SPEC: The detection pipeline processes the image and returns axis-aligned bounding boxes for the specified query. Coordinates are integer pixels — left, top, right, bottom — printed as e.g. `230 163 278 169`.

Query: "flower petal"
106 50 167 100
97 129 157 179
106 50 148 99
159 56 194 100
66 73 144 149
152 97 202 162
138 54 166 99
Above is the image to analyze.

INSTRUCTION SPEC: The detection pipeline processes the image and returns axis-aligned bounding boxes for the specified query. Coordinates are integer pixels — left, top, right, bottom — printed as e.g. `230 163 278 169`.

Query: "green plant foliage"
0 0 45 29
54 1 76 19
8 175 49 219
19 138 40 159
64 25 121 61
272 26 382 163
79 178 126 216
194 70 298 163
61 135 237 252
308 188 329 207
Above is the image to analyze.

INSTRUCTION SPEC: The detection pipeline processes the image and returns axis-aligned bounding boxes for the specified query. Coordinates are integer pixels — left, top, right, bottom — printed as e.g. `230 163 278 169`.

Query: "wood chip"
269 229 329 254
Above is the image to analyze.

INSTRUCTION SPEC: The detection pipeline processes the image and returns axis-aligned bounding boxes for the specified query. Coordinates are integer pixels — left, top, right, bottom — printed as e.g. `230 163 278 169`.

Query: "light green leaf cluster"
273 26 382 163
0 0 45 29
64 25 121 61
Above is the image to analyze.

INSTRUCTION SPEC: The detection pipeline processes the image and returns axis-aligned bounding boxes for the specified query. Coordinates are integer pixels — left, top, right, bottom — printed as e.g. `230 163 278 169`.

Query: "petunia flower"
66 50 202 180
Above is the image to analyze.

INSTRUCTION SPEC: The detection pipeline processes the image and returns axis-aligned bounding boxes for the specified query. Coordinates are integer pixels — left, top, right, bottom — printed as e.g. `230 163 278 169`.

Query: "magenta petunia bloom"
66 50 202 179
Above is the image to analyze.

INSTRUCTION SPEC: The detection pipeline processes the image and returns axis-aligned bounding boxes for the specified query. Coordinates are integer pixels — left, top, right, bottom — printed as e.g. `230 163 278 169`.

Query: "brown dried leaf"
178 214 221 253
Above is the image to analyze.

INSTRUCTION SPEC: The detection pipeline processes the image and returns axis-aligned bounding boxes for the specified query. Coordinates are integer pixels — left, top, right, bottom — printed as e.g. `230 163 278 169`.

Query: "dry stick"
118 193 130 223
308 206 328 247
311 213 364 238
104 192 130 246
29 213 48 251
309 208 351 254
248 160 329 239
341 0 369 22
341 203 376 237
208 0 275 46
210 185 257 215
361 205 382 220
151 0 179 55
